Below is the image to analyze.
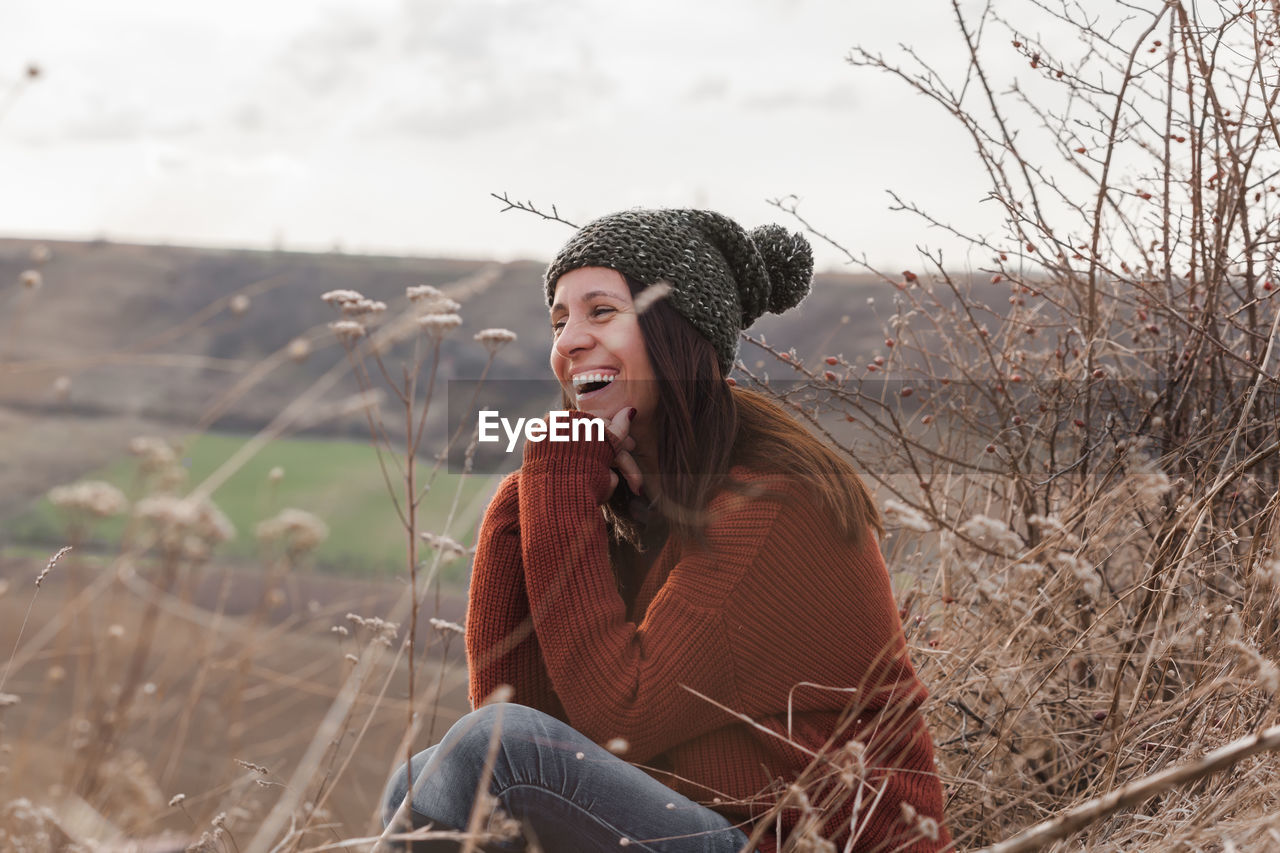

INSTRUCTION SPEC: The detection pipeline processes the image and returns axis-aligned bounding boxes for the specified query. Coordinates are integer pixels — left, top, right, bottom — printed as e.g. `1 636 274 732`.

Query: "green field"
4 433 502 580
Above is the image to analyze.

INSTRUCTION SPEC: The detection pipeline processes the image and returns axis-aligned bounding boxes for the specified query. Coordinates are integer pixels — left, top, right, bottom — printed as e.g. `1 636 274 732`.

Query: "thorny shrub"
737 1 1280 848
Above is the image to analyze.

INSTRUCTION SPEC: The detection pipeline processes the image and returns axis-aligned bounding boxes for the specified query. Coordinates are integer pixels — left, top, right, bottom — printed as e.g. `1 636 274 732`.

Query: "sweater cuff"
520 410 617 503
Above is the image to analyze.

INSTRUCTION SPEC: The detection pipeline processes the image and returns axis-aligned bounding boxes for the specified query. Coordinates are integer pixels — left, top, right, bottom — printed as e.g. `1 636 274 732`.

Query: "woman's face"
550 266 660 430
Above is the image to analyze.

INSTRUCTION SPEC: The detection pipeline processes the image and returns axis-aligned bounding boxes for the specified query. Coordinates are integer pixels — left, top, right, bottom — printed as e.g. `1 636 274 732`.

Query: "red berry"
1139 191 1153 200
824 371 837 382
1264 281 1274 291
986 444 996 453
867 364 878 372
1012 415 1024 425
1092 368 1106 379
1093 710 1108 721
991 274 1003 284
885 338 895 348
901 387 913 397
1010 374 1023 383
1074 147 1086 154
921 415 933 425
779 352 790 361
874 356 885 366
1074 418 1086 428
825 356 839 365
902 270 918 283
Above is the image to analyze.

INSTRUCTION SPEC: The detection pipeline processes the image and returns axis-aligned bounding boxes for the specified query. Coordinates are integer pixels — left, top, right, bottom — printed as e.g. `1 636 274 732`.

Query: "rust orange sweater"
465 414 950 852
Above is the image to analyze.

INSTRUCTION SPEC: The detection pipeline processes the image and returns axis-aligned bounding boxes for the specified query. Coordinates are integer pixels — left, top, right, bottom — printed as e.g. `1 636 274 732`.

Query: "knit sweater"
465 412 951 852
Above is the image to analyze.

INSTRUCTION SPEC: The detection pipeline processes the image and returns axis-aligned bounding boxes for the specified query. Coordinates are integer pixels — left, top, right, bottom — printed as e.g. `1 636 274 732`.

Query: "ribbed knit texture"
466 411 951 852
543 209 814 376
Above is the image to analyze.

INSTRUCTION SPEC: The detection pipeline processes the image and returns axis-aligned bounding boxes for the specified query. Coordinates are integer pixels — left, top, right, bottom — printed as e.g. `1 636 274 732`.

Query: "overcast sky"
1 1 1043 271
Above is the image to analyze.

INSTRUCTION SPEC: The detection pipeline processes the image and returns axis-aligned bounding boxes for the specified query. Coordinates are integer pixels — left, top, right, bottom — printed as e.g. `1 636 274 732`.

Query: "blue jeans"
382 703 755 852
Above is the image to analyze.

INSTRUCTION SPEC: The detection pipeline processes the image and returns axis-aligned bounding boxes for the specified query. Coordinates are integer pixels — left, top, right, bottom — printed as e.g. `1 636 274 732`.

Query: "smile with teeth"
572 372 617 397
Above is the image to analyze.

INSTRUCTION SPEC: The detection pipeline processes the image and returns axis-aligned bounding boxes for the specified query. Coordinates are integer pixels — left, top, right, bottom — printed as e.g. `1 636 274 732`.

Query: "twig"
489 192 578 228
981 723 1280 853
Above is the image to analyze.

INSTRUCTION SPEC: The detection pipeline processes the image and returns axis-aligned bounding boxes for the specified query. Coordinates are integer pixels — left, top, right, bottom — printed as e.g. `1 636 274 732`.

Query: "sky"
1 1 1040 271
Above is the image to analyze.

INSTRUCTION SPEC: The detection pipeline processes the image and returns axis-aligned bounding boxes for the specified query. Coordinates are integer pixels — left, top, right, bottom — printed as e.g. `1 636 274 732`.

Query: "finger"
609 470 619 492
607 406 635 443
614 450 644 496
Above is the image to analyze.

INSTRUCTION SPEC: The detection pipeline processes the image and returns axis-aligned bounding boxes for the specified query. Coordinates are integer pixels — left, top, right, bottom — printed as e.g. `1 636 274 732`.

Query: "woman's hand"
604 407 644 497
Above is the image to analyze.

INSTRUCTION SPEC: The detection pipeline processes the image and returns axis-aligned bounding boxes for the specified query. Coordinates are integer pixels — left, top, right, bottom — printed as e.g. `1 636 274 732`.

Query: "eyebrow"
549 289 624 314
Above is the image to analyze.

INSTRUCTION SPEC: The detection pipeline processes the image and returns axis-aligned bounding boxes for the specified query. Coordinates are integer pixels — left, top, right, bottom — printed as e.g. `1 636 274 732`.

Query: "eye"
592 306 615 319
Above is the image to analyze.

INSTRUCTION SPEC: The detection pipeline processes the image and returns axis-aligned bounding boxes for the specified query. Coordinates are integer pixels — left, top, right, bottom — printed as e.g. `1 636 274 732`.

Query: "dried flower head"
128 436 178 473
256 508 329 554
329 320 366 341
406 284 443 302
417 313 462 339
883 499 932 533
960 514 1022 556
19 269 41 290
228 294 250 316
168 793 186 807
287 337 311 362
340 297 387 317
135 495 236 559
345 612 399 645
322 289 366 307
48 481 128 519
421 531 468 562
474 327 517 354
420 296 461 315
429 617 464 636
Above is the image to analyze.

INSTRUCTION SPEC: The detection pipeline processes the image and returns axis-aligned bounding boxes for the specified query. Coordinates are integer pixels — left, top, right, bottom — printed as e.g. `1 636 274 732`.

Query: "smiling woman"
382 209 951 852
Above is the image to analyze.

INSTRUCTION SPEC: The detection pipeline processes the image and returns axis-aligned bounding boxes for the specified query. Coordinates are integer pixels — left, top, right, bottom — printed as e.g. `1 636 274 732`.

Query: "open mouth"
572 372 617 398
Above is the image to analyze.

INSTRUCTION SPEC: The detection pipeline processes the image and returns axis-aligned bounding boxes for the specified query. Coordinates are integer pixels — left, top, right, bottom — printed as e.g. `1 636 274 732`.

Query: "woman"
383 210 950 852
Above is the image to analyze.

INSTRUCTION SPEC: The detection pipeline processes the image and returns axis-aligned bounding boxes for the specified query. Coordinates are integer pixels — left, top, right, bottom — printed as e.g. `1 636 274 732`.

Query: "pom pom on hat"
749 224 813 315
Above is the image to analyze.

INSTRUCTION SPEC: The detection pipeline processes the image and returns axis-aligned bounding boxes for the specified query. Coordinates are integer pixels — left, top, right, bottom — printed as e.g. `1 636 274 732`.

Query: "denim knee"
383 704 541 830
382 745 437 828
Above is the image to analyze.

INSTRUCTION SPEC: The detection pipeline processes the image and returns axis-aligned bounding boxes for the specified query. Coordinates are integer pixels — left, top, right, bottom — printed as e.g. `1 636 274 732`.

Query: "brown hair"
561 276 883 553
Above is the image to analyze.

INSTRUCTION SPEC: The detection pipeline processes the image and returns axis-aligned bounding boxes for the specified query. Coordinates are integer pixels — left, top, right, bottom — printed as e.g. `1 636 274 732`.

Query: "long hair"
560 275 883 553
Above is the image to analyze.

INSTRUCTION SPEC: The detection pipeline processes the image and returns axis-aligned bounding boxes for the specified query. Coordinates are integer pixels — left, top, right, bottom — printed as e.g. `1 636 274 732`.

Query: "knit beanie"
543 209 814 376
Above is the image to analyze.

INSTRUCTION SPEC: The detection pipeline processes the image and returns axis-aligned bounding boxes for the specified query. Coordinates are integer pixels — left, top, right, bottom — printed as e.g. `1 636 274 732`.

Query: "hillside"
0 235 987 528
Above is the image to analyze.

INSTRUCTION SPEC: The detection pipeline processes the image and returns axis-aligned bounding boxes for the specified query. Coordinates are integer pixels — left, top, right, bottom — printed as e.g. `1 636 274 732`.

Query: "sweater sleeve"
518 413 776 763
464 472 566 719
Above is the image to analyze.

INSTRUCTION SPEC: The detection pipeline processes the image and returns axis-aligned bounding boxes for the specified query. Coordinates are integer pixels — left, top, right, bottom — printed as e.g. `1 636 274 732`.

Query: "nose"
552 312 595 361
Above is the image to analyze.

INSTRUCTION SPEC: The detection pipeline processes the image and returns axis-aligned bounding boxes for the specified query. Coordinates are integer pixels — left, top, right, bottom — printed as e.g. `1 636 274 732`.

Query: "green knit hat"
543 209 814 376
